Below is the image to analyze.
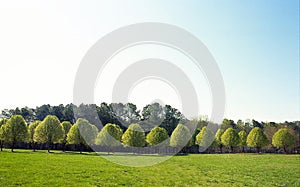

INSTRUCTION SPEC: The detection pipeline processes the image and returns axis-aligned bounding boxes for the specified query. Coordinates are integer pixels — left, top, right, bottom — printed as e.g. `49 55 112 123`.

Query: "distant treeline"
0 103 299 154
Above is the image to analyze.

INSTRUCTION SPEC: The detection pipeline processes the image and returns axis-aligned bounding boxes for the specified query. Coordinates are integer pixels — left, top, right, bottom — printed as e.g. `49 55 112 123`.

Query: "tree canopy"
272 128 295 152
0 115 27 152
170 124 192 147
146 126 169 146
95 123 123 147
67 118 98 145
221 128 239 152
195 126 214 148
246 127 269 151
27 120 41 143
122 123 146 147
34 115 64 152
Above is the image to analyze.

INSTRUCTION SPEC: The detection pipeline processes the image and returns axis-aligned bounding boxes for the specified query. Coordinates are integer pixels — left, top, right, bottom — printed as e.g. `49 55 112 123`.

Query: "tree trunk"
80 143 83 154
230 146 234 153
33 142 36 152
11 141 15 152
256 147 260 153
219 145 223 153
242 146 245 153
47 142 51 153
283 146 287 153
62 143 66 152
0 140 3 151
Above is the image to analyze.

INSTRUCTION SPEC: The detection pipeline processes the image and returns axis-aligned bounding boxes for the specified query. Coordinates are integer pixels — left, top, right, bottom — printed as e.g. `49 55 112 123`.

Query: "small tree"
146 126 169 146
238 130 247 152
272 128 295 153
67 118 98 154
0 115 28 152
61 121 72 152
195 126 214 151
214 129 224 153
170 124 192 147
221 128 239 153
27 120 41 151
34 115 65 153
95 123 123 154
247 127 269 153
0 119 8 151
122 123 146 148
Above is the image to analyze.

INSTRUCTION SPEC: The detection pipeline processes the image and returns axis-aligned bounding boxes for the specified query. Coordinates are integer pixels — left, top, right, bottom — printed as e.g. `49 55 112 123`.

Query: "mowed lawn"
0 150 299 186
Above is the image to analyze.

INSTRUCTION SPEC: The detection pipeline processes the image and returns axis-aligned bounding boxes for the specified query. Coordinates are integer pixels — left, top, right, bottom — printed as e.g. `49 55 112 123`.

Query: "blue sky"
0 0 299 122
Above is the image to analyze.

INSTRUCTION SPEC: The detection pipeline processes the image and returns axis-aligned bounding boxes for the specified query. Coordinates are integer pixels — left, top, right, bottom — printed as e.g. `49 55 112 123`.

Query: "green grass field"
0 150 299 186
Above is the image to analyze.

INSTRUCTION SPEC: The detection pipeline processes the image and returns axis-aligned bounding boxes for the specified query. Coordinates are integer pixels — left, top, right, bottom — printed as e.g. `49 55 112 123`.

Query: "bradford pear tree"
246 127 269 153
67 118 98 154
27 120 41 151
238 130 247 152
122 123 146 148
272 128 295 153
34 115 65 153
221 128 239 153
0 115 28 152
170 124 192 148
0 118 8 151
146 126 169 146
195 126 214 151
61 121 72 152
214 129 224 153
95 123 123 154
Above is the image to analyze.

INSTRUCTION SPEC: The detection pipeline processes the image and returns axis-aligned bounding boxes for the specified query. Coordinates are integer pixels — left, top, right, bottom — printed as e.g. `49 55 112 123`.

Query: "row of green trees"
197 126 296 153
0 115 297 153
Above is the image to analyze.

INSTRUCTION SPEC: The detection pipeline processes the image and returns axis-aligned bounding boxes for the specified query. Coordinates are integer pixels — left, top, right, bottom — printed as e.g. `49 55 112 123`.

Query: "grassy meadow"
0 150 299 186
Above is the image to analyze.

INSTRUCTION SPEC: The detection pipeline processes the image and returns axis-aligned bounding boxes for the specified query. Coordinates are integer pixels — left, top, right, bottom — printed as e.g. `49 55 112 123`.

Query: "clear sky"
0 0 299 122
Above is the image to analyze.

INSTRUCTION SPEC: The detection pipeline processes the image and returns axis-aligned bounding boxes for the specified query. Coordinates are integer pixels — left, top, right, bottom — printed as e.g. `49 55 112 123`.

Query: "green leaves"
170 124 191 147
1 115 27 143
34 115 64 144
146 126 169 146
238 130 247 147
221 128 239 147
67 118 98 145
272 128 295 149
122 124 146 147
96 123 123 147
246 127 269 149
27 120 41 143
195 126 214 148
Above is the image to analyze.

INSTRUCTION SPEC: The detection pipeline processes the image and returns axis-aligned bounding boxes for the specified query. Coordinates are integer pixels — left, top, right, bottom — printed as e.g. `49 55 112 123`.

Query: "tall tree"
95 123 123 154
214 129 224 153
161 105 186 136
272 128 296 153
27 120 41 151
67 118 98 154
122 123 146 147
110 103 140 129
0 115 27 152
34 115 64 153
36 104 52 121
141 103 165 133
246 127 269 153
96 103 120 129
20 107 36 123
221 128 239 153
222 118 236 129
0 118 8 151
